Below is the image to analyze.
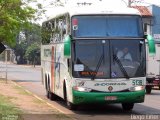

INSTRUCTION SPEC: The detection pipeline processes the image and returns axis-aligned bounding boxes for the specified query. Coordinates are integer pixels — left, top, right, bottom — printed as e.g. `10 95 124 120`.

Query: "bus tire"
63 82 77 110
48 91 57 101
45 75 49 98
46 80 50 98
47 78 57 101
122 103 134 111
146 86 152 94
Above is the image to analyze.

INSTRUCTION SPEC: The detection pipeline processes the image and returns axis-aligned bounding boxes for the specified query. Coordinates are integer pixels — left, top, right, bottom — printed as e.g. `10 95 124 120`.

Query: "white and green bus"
41 6 155 110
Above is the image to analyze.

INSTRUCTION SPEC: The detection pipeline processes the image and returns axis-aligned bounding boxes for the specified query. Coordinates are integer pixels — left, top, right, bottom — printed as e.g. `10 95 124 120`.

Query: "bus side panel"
52 44 74 102
41 45 52 92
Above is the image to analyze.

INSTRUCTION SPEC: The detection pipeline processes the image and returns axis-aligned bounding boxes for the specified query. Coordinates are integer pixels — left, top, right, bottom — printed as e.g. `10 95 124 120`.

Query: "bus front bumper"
72 90 145 105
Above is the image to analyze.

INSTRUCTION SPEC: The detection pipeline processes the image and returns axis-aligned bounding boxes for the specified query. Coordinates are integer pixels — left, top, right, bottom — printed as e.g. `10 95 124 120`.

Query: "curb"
11 80 75 119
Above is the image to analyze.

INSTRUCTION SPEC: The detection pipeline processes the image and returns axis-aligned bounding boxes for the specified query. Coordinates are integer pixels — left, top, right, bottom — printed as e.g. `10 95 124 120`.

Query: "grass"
0 80 22 119
0 95 22 115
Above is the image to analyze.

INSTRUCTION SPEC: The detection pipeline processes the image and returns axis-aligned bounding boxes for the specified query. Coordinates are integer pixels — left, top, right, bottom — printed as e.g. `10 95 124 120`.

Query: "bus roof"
46 5 141 22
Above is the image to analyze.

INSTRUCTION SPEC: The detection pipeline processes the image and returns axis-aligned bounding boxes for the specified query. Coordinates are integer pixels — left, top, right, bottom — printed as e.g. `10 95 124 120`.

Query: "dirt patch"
0 80 55 114
0 80 72 120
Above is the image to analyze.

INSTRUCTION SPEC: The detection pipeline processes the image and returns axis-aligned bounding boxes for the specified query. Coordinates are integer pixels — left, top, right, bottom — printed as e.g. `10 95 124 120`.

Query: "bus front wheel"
122 103 134 111
66 99 77 110
63 83 77 110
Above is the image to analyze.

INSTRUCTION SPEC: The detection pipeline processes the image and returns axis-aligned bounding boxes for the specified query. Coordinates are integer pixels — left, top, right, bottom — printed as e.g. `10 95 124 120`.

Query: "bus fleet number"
132 80 143 86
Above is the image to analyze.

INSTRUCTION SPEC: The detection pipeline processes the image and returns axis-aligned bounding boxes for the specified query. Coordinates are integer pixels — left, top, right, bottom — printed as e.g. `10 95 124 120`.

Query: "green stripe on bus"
72 90 145 104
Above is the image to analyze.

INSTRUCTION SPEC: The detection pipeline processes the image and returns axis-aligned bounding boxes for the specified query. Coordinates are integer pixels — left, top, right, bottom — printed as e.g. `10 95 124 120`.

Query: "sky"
39 0 160 9
34 0 160 24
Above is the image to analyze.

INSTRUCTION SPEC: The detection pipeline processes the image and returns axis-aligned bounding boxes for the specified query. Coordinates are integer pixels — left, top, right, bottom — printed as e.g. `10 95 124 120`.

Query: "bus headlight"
73 86 92 92
130 86 145 91
135 86 145 91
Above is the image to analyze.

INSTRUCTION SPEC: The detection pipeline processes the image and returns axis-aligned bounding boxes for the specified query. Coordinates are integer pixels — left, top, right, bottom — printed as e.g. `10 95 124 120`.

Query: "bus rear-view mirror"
146 35 156 56
64 35 71 58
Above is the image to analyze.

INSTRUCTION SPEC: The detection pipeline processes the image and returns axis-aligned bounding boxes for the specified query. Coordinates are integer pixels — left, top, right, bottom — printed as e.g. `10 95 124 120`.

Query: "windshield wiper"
113 54 129 79
135 57 145 76
91 54 104 80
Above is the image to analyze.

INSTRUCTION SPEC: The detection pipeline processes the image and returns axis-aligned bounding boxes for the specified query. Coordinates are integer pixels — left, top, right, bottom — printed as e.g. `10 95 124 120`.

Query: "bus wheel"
46 83 50 99
45 75 49 98
48 91 57 101
122 103 134 111
66 99 77 110
47 79 57 101
63 85 77 110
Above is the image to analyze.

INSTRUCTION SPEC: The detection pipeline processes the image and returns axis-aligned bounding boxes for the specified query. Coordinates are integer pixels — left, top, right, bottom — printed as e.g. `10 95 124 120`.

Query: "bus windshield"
72 15 143 37
72 40 145 79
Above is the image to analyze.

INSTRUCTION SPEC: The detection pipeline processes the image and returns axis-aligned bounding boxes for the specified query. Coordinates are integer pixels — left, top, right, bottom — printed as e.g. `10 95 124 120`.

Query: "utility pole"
5 50 8 83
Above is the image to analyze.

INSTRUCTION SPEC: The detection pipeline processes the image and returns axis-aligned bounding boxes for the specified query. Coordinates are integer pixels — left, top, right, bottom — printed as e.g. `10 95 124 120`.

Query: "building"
0 45 16 63
132 5 160 41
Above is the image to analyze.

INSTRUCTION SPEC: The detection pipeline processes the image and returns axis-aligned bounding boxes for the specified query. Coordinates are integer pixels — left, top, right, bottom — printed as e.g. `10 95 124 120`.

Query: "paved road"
1 62 160 120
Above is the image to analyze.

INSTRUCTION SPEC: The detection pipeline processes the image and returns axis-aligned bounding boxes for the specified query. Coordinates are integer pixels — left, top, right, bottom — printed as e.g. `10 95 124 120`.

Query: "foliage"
23 23 42 45
0 0 66 47
0 94 22 115
0 0 65 64
0 0 37 46
24 42 40 65
14 41 28 64
13 23 41 64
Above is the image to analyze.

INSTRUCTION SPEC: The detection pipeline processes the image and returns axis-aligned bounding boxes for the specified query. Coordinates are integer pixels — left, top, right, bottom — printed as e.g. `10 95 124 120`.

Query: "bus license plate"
105 96 117 100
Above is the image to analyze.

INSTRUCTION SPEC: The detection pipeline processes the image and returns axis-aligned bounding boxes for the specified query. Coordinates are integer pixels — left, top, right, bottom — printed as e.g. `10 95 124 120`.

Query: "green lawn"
0 94 22 115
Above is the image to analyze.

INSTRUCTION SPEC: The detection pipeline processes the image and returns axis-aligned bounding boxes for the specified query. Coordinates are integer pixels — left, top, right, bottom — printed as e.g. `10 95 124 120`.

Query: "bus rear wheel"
122 103 134 111
48 91 57 101
46 78 57 101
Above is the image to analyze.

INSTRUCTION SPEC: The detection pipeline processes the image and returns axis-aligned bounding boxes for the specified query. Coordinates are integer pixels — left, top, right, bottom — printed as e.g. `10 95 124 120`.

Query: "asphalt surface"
0 62 160 120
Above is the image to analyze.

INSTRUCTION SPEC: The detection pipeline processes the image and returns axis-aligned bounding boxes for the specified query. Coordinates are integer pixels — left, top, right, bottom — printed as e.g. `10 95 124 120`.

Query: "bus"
41 5 155 110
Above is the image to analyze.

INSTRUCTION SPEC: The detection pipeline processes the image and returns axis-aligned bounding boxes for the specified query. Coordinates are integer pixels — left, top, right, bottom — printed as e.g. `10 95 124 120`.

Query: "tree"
0 0 39 46
14 23 41 64
14 41 27 64
23 23 42 45
24 42 40 66
0 0 64 64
